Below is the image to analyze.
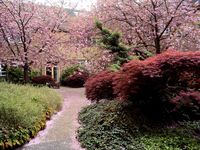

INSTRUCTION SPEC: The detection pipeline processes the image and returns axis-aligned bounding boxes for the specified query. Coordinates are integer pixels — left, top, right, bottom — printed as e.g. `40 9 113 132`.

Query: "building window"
45 65 60 82
53 66 59 82
46 67 52 76
0 63 7 77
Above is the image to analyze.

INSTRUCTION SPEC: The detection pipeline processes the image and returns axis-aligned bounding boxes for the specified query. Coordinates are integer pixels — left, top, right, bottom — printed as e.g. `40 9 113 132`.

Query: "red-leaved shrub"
113 51 200 119
62 71 89 88
32 75 59 88
170 91 200 120
85 71 116 102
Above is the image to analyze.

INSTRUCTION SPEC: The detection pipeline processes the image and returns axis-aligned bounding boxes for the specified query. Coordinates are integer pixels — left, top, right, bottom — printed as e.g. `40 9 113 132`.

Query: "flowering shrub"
85 71 116 102
113 51 200 119
32 75 59 88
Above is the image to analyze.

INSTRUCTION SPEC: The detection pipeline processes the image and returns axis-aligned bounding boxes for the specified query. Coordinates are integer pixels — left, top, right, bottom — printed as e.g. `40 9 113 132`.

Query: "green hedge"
0 82 62 149
6 67 40 83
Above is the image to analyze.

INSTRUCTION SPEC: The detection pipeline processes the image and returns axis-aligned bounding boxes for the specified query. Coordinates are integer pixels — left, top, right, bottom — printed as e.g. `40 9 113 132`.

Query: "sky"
35 0 97 10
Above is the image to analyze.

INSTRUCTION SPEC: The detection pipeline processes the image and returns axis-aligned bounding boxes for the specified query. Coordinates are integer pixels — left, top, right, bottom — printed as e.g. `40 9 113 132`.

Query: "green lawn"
0 82 62 149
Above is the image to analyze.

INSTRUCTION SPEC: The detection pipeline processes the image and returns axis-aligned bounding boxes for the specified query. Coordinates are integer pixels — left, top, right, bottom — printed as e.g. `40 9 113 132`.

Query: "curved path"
16 87 89 150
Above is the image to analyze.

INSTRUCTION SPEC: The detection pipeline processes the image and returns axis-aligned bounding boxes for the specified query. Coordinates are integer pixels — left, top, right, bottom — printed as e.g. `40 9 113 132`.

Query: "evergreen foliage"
95 21 130 65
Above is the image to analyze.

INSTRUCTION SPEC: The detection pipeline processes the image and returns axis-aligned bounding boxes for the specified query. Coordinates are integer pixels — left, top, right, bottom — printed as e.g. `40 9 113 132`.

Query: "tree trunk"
23 51 29 83
23 61 29 83
155 38 161 54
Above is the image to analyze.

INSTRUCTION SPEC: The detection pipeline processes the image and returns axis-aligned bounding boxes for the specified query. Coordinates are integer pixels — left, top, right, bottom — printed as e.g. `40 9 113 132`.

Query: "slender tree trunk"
23 51 29 83
155 38 161 54
151 0 161 54
24 62 29 83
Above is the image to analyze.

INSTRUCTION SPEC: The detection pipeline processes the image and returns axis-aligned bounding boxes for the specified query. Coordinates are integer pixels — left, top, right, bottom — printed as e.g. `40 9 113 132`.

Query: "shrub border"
0 107 59 149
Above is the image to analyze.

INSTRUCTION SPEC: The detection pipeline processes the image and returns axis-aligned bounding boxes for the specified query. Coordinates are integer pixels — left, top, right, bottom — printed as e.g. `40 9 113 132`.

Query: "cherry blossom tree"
99 0 200 53
68 12 97 48
72 0 199 54
0 0 71 82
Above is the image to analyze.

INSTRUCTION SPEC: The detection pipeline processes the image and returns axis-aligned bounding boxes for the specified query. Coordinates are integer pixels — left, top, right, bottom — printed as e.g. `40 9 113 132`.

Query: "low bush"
170 91 200 120
62 71 89 88
0 82 62 149
61 65 80 80
108 63 121 72
132 49 154 60
7 67 24 83
113 51 200 120
7 67 41 83
61 65 89 88
78 101 200 150
85 71 116 102
29 70 40 80
31 75 59 88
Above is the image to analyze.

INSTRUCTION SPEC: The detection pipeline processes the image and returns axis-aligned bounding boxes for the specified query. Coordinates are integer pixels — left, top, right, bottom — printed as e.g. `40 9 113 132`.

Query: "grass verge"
0 82 62 149
78 101 200 150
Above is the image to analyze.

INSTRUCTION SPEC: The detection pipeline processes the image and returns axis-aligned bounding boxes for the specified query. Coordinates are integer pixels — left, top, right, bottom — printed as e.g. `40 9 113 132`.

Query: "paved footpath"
16 87 89 150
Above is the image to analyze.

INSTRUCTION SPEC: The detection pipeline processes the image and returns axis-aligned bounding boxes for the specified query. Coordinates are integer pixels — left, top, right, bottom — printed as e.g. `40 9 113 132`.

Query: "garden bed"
0 82 62 149
78 101 200 150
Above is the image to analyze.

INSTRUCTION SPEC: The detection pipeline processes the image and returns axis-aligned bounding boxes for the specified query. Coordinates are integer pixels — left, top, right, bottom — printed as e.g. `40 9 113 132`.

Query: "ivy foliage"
78 101 144 150
78 101 200 150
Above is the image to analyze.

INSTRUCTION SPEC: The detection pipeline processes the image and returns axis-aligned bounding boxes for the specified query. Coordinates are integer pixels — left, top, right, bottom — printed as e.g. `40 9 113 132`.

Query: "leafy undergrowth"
78 101 200 150
0 82 62 149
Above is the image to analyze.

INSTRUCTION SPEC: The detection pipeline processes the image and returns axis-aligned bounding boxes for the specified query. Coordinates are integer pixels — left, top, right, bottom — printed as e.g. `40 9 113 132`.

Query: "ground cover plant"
0 82 62 149
78 101 200 150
